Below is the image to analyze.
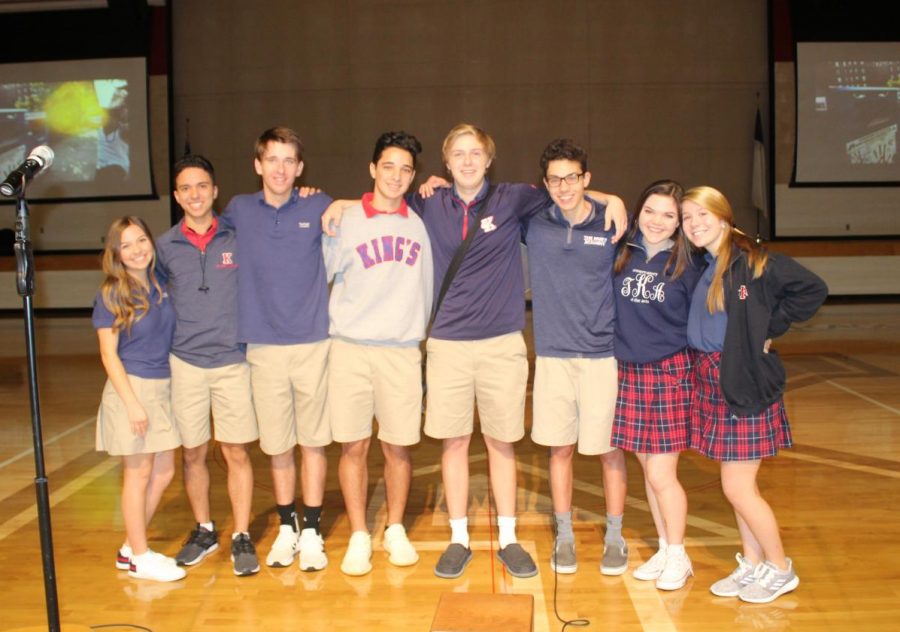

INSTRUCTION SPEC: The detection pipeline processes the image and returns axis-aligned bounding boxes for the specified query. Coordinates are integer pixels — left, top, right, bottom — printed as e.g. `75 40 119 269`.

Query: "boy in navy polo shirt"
526 138 627 576
223 127 332 572
156 155 260 576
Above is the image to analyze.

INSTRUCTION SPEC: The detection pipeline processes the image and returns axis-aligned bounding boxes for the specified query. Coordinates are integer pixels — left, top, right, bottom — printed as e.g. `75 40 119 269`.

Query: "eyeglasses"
545 172 583 188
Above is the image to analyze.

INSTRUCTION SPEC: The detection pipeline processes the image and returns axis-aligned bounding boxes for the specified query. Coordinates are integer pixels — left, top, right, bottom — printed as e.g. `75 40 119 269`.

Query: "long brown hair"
614 179 690 279
681 186 767 313
100 216 163 333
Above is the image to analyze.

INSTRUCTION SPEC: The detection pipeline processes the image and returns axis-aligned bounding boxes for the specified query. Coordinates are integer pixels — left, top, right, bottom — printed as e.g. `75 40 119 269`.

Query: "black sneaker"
175 523 219 566
434 543 473 579
231 533 260 576
497 543 538 578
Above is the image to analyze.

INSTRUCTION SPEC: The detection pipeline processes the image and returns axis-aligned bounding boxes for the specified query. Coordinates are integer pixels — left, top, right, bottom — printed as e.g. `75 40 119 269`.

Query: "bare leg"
300 445 327 508
338 438 371 533
382 441 412 526
600 448 627 516
144 449 175 523
549 444 575 513
484 435 517 517
181 443 210 524
220 442 254 533
645 452 687 545
270 448 296 506
721 460 787 569
636 452 667 541
442 435 471 519
122 453 154 555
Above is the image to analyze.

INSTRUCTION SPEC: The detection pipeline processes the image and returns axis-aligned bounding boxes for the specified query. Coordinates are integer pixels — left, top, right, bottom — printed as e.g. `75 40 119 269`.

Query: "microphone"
0 145 55 197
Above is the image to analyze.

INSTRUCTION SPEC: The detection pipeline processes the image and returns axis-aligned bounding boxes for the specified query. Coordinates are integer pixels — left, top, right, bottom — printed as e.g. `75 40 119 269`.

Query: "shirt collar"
361 192 408 218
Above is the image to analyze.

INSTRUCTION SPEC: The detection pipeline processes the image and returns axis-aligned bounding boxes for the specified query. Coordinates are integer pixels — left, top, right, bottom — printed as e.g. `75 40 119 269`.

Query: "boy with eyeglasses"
525 138 627 576
155 154 260 576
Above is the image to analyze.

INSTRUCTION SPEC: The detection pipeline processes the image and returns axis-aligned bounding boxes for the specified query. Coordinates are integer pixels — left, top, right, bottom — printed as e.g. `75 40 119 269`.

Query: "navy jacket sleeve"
764 254 828 338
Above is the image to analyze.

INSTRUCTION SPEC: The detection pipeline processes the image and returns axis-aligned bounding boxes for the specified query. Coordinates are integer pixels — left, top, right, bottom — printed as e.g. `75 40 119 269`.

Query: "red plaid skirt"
690 351 792 461
612 348 693 453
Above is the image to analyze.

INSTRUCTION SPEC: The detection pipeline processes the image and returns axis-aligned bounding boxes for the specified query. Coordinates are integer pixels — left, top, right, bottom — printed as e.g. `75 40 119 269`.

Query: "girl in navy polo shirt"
682 186 826 604
611 180 701 591
93 216 184 583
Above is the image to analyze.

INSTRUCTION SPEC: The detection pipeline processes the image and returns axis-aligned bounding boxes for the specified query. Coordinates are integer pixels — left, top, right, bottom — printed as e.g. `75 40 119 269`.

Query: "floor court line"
0 416 96 471
780 450 900 479
0 456 119 542
826 379 900 416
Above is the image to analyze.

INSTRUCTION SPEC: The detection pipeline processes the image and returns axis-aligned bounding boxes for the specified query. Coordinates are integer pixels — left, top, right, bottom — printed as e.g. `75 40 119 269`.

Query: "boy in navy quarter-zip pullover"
526 139 628 576
156 155 259 576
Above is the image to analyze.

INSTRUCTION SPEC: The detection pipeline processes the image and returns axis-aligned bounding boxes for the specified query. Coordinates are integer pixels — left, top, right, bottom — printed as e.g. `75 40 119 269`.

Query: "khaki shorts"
170 354 259 448
531 355 618 455
246 340 330 454
328 339 422 446
424 332 527 442
96 375 181 456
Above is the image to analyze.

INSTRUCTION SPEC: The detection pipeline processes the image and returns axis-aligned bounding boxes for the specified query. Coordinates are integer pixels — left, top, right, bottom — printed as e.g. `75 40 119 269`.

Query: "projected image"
1 79 132 182
796 43 900 183
0 58 153 201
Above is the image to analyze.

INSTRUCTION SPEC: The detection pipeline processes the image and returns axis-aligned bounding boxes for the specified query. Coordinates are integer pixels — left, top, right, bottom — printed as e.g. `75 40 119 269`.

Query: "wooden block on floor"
430 592 533 632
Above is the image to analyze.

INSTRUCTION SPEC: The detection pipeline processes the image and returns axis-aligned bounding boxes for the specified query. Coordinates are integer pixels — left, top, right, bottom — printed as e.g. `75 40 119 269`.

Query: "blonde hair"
682 186 767 313
441 123 496 163
100 216 163 333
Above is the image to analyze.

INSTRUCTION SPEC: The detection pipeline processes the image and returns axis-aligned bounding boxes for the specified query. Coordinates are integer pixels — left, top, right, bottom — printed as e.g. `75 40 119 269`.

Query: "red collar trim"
180 216 218 251
361 192 408 218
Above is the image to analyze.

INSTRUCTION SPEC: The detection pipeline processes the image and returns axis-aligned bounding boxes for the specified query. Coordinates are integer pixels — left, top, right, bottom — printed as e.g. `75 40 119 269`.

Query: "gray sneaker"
434 543 473 579
231 533 260 576
738 559 799 604
550 539 577 574
710 553 758 597
600 540 628 576
175 523 219 566
497 543 538 578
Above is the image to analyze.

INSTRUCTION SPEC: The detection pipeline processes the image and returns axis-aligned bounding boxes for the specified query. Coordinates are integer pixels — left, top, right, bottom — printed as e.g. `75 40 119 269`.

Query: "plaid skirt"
612 348 693 453
690 351 792 461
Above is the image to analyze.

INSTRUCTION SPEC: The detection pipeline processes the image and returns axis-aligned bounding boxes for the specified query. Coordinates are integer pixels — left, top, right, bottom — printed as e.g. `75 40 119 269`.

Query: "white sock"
658 537 669 552
449 517 469 548
667 543 685 556
199 521 214 532
498 515 517 549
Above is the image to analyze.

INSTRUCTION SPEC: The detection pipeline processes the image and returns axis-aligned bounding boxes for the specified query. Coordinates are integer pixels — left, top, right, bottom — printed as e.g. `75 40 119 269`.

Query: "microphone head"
29 145 54 169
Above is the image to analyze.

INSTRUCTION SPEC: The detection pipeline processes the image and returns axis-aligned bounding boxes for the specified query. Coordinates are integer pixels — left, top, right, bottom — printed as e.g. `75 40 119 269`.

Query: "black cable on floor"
551 540 590 631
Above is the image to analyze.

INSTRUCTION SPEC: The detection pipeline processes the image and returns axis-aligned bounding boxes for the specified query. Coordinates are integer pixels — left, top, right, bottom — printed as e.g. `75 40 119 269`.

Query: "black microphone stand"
10 184 61 632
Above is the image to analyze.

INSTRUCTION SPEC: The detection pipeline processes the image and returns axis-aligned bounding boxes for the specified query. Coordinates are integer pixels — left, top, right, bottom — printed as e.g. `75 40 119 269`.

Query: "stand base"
7 627 93 632
431 592 534 632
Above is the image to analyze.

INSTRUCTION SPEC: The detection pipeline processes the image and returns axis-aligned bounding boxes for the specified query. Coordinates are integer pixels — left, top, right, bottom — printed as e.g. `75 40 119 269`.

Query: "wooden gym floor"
0 302 898 631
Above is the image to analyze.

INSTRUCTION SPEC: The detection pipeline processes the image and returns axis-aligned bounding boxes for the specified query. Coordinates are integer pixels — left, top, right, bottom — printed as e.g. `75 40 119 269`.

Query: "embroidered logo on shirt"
298 221 311 229
217 252 237 269
621 269 665 303
356 235 422 269
738 285 749 300
583 235 608 246
480 216 497 233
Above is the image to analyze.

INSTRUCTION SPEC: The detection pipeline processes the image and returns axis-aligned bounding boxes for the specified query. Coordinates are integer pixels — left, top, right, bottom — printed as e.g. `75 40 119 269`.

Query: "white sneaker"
128 551 186 582
710 553 758 597
297 528 328 572
340 531 372 576
383 524 419 567
633 547 667 581
116 543 133 570
655 549 693 591
266 524 300 567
